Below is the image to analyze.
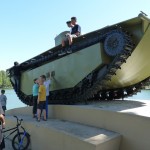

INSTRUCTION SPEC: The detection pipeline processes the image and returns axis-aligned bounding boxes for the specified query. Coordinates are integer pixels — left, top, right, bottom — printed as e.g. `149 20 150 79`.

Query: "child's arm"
46 72 52 80
0 114 5 128
38 92 41 104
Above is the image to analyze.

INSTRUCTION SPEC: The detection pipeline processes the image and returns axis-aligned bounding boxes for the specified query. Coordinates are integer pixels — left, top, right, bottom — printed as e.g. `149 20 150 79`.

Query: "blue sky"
0 0 150 70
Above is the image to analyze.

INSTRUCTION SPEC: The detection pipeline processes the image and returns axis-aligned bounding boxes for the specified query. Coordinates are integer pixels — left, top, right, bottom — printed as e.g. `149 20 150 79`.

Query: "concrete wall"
5 105 150 150
53 105 150 150
5 118 97 150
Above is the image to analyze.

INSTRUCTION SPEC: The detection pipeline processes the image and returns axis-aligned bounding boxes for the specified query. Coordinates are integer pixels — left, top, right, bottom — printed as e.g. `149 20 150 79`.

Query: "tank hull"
20 43 106 95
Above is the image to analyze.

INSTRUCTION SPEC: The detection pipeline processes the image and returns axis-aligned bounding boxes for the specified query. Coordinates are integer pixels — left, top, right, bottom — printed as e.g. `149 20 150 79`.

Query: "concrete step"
6 115 121 150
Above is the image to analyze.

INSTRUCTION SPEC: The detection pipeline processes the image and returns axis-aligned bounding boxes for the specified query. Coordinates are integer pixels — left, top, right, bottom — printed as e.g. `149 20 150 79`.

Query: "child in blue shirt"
32 78 39 118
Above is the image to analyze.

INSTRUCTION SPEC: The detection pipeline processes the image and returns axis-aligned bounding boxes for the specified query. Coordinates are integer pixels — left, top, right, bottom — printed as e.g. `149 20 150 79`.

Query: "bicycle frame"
3 126 20 139
3 115 22 139
18 127 28 149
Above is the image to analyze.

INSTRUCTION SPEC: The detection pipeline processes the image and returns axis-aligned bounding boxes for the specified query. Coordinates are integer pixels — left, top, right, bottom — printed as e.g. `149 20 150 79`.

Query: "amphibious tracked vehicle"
7 13 150 105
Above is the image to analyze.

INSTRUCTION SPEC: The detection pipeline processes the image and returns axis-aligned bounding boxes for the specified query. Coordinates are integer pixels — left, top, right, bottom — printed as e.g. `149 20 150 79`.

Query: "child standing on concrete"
32 78 39 118
41 72 52 119
0 90 7 114
37 76 46 122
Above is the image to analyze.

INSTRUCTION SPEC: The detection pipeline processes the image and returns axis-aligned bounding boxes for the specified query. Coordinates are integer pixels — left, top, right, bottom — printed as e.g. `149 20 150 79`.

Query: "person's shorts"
38 101 46 110
2 106 6 111
69 34 77 38
63 34 77 41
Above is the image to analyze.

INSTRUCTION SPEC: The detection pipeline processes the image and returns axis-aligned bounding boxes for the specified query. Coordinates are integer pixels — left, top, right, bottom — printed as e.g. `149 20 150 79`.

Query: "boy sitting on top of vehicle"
59 17 81 56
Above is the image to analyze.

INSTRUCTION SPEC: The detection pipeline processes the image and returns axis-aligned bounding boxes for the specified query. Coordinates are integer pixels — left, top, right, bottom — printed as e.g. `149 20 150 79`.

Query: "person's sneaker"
58 50 66 56
37 118 40 122
66 45 72 54
66 49 72 54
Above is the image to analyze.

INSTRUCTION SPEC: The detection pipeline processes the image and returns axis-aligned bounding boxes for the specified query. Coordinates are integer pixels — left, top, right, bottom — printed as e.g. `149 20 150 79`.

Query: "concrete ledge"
52 104 150 150
5 116 121 150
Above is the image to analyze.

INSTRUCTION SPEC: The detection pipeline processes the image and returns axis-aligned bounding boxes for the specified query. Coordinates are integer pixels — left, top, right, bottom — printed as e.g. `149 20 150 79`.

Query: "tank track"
8 26 150 105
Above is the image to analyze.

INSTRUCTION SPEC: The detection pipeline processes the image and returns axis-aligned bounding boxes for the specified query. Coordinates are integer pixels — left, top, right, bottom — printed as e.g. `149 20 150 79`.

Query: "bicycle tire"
12 132 30 150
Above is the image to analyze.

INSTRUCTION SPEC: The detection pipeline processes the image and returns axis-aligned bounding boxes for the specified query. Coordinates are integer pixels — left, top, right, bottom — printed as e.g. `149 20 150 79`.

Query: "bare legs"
61 35 73 47
61 40 65 47
68 35 73 46
37 109 46 121
59 35 73 56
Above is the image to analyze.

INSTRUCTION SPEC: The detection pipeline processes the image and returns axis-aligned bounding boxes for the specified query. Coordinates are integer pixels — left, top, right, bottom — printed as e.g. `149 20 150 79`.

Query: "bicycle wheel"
12 132 30 150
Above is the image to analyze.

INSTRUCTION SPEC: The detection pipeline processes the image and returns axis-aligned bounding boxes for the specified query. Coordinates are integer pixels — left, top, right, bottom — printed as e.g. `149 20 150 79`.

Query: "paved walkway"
4 138 12 150
79 99 150 117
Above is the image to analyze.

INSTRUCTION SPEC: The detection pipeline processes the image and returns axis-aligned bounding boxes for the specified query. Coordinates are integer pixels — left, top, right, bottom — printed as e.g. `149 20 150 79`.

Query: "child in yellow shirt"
37 76 46 121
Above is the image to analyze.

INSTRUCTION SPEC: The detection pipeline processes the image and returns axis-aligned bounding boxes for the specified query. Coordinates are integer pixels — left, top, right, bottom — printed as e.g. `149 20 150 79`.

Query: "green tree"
0 70 12 88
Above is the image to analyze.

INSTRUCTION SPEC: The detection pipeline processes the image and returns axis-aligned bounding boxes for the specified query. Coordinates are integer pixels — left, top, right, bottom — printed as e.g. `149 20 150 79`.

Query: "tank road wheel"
104 30 127 56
